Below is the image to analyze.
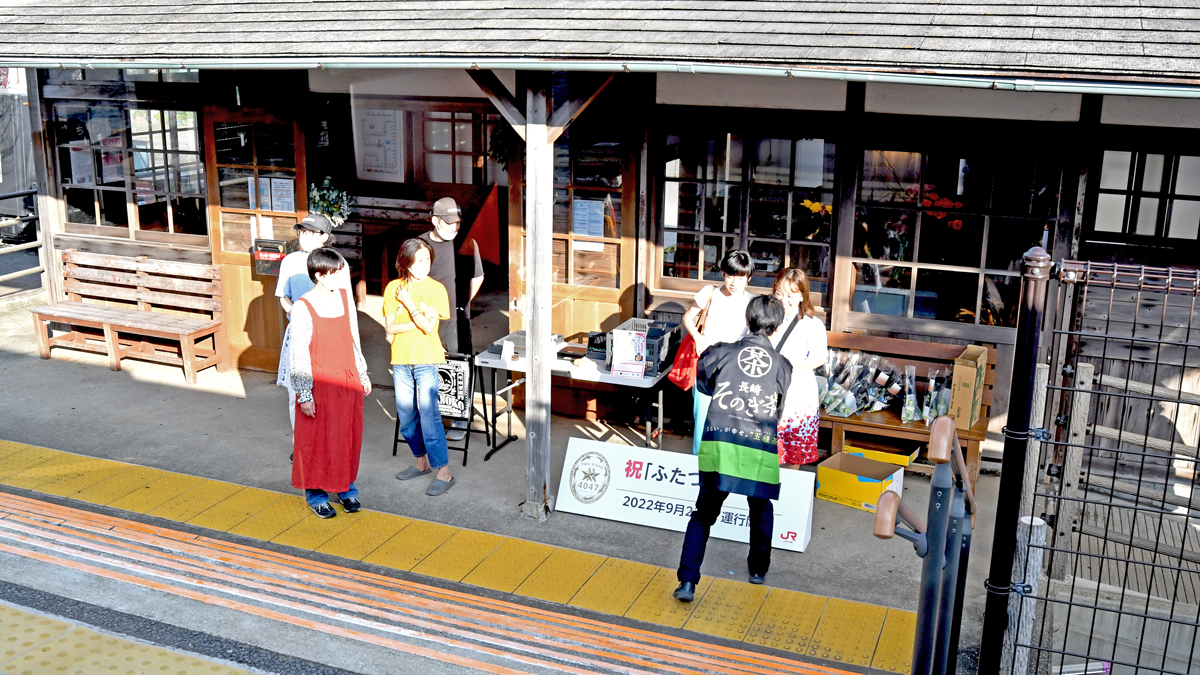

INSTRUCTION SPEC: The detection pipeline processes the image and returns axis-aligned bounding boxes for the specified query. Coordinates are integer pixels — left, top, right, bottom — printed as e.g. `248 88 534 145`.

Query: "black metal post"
947 498 973 675
977 247 1052 675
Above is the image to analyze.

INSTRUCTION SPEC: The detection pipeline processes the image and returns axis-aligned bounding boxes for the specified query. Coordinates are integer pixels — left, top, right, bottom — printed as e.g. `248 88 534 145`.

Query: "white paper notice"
68 141 94 185
256 178 272 212
352 107 405 183
247 177 257 210
610 329 646 379
257 216 274 240
556 438 814 552
100 137 123 184
270 178 295 213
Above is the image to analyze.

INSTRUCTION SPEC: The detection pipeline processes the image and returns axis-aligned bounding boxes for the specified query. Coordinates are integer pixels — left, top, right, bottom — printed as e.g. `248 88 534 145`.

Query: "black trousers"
437 309 474 356
677 472 774 584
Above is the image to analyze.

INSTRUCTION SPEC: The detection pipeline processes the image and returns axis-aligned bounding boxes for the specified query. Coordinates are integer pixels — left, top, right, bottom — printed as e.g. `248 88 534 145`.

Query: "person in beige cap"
419 197 484 357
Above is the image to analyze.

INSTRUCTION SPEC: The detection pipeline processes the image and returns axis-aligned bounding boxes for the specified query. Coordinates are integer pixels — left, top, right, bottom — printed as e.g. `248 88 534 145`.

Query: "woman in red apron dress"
290 248 372 518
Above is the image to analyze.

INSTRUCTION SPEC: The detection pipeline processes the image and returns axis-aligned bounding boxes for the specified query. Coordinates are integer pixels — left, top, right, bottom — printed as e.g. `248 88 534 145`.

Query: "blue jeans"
306 482 357 508
693 387 712 456
392 364 449 470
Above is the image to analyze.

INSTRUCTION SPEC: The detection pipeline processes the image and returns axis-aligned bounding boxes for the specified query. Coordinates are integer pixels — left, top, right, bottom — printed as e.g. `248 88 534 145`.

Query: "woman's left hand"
363 381 372 396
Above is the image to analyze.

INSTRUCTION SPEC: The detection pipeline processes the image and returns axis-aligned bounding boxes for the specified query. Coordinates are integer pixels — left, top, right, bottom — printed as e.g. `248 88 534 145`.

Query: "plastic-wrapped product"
868 359 902 412
824 365 863 417
901 365 921 423
922 368 944 425
936 374 953 417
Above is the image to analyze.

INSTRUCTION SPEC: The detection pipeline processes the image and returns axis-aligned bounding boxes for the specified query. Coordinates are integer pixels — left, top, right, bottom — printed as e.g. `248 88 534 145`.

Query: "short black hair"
746 294 784 337
395 237 434 279
719 249 754 277
307 247 346 282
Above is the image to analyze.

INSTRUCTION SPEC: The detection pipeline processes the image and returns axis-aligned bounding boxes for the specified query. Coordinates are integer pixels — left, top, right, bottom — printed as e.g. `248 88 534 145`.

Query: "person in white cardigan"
769 267 828 467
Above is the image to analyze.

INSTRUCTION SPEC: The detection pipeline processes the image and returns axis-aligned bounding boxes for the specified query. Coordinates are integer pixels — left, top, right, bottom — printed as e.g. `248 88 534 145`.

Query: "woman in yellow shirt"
383 238 455 496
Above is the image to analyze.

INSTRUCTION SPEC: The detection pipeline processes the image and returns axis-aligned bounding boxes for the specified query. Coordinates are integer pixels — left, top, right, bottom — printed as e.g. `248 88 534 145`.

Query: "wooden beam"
1087 423 1199 459
523 78 553 521
1094 372 1200 406
466 70 526 141
546 75 614 143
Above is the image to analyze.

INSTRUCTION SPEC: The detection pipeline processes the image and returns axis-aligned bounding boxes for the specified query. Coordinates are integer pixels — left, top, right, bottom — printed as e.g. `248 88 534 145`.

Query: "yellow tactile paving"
624 568 714 629
0 442 32 461
569 557 658 615
743 588 827 654
806 597 888 667
462 538 555 593
0 604 72 663
516 548 606 604
109 472 205 514
411 529 505 581
3 626 247 675
1 453 93 491
227 494 311 541
187 487 285 532
683 577 769 641
147 480 244 523
362 519 458 571
0 447 64 482
273 510 360 551
71 465 168 506
33 458 129 498
872 608 917 674
315 511 411 560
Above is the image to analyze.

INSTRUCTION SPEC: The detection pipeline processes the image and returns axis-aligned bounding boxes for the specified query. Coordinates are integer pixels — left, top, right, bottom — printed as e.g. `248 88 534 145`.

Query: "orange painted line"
0 518 677 675
0 529 632 675
1 511 807 675
0 492 858 675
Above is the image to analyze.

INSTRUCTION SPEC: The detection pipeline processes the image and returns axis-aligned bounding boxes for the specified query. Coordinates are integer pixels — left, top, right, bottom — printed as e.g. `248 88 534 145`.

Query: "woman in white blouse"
769 268 828 466
682 249 754 455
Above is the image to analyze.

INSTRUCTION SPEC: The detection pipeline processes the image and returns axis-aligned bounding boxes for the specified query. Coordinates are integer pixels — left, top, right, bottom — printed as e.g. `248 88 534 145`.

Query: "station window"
660 134 835 301
1088 150 1200 243
421 111 506 186
53 101 207 245
852 150 1059 328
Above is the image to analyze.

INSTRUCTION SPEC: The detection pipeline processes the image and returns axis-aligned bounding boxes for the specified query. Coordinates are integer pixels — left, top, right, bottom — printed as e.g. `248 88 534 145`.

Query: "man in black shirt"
418 197 484 356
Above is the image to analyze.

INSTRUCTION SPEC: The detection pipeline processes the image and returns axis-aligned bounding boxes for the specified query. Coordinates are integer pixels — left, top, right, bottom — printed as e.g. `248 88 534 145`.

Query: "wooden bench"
29 250 228 384
819 332 997 492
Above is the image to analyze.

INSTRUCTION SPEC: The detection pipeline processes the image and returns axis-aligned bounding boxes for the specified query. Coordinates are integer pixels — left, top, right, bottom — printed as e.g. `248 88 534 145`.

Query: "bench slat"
64 266 220 297
828 332 999 364
349 208 427 222
32 303 219 334
354 197 434 210
63 279 221 313
62 250 219 280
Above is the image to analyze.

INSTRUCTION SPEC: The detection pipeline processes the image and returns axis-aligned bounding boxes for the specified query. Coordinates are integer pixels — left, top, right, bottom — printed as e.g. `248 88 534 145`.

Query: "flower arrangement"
794 198 834 241
308 176 355 226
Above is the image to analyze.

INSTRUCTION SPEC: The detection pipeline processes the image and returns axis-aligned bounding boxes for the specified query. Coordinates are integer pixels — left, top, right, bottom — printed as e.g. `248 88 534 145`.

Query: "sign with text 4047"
556 438 813 552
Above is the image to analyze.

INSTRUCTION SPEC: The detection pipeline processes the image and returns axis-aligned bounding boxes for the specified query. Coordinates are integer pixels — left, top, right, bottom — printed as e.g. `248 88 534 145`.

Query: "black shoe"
337 497 361 513
310 502 336 519
673 581 696 602
749 574 766 585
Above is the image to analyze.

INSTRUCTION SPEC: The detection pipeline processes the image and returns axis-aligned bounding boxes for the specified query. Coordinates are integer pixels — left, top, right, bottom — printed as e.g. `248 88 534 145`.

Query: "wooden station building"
5 1 1200 478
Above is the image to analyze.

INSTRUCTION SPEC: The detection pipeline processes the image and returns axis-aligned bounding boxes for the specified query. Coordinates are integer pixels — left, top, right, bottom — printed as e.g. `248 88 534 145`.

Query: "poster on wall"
556 438 814 552
67 141 93 185
351 105 405 183
270 177 295 213
257 177 272 212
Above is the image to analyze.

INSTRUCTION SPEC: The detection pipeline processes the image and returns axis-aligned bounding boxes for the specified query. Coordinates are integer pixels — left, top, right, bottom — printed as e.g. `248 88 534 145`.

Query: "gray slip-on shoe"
426 477 455 496
396 466 432 481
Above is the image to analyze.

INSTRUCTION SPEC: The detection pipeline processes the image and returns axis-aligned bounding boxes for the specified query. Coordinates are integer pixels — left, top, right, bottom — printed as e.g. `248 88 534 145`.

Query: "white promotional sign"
556 438 813 552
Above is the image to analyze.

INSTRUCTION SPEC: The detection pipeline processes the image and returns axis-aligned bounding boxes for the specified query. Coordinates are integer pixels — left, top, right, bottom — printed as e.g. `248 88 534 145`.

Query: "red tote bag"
667 292 713 391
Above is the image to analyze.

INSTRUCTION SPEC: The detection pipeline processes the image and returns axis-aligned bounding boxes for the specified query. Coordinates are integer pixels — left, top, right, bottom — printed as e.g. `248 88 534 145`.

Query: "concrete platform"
0 291 1001 674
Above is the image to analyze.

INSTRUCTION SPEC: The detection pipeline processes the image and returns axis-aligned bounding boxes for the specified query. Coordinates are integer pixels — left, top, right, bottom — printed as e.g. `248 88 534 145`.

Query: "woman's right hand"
694 335 712 355
300 400 316 417
395 287 414 310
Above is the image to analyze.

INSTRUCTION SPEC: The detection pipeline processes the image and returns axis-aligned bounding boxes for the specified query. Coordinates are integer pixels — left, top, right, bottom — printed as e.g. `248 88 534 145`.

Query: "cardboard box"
816 453 904 513
846 445 920 467
950 345 988 430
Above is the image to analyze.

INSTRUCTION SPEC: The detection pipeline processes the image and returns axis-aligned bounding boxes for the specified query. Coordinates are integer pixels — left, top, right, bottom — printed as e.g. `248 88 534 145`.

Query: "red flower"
949 219 963 230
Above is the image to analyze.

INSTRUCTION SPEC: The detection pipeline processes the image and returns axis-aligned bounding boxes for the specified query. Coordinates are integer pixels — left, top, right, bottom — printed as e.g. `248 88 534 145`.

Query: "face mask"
435 221 459 241
409 260 431 280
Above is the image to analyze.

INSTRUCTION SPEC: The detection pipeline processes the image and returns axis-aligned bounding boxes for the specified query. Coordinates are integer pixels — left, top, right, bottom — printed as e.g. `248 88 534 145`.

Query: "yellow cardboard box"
950 345 988 430
845 445 920 467
816 453 905 513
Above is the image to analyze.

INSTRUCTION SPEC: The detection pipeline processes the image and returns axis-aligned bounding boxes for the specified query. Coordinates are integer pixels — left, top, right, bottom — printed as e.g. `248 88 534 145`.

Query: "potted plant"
308 176 355 226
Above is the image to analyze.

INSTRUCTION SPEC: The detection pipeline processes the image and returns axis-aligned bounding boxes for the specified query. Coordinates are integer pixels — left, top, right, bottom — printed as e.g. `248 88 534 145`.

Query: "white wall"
865 83 1081 122
656 72 846 111
308 68 515 99
1102 95 1200 128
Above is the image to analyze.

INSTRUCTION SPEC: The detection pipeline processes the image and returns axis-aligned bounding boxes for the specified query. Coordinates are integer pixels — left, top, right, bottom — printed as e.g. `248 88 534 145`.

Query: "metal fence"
0 188 42 289
986 258 1200 675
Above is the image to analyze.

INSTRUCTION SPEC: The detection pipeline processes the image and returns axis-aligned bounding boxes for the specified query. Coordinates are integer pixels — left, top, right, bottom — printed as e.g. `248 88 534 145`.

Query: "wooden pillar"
523 77 554 521
25 68 61 302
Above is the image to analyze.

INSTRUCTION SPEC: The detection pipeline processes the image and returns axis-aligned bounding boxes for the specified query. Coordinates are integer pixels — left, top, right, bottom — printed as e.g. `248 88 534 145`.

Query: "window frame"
1085 148 1200 248
53 101 209 247
416 108 506 187
655 133 836 304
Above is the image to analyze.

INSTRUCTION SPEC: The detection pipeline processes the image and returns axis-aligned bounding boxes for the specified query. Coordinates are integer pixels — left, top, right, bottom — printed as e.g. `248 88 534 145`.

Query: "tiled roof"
3 1 1199 84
